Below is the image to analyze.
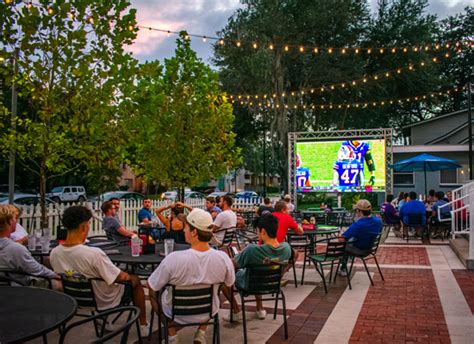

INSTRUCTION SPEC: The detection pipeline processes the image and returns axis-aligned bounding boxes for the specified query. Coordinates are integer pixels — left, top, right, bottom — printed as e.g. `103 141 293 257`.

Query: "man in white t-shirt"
147 208 235 344
50 206 149 336
212 195 237 243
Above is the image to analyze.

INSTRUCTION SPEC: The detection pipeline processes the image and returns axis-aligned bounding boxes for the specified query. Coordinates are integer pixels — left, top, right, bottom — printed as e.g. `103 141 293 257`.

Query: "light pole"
8 49 19 204
262 111 267 197
467 73 474 180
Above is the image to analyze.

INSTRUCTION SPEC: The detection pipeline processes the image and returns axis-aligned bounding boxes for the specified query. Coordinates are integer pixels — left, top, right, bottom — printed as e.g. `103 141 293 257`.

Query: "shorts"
119 282 133 305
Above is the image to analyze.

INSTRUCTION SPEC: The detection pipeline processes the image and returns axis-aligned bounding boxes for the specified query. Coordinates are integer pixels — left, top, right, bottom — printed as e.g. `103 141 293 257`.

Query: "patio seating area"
18 230 473 344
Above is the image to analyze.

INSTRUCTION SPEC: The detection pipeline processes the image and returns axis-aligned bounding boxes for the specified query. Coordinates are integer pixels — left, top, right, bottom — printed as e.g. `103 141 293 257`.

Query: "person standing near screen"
335 140 376 187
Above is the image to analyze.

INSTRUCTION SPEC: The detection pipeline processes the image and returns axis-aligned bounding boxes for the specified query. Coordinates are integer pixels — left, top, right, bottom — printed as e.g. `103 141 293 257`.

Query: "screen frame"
288 128 393 208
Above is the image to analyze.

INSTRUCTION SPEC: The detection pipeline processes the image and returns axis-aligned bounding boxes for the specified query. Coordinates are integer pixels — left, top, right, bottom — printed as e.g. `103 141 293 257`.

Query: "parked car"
235 191 259 199
161 188 193 202
94 191 145 202
47 186 87 203
208 191 235 199
0 193 55 206
184 191 206 200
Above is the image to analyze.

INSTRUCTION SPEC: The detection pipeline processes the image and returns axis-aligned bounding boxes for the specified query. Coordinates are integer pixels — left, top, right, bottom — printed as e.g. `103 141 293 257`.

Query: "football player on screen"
332 145 365 189
338 140 376 186
295 153 312 188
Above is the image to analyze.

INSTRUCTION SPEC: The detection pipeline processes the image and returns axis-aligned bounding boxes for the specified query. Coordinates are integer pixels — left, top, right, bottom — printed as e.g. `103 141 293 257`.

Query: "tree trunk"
39 161 47 229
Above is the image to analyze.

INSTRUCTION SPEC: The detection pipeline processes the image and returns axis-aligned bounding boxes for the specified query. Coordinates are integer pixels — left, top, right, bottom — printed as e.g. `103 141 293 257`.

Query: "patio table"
107 242 190 274
0 286 77 343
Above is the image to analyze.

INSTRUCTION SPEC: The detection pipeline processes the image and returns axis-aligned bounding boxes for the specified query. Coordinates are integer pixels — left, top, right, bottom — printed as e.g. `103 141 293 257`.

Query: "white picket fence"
17 198 266 238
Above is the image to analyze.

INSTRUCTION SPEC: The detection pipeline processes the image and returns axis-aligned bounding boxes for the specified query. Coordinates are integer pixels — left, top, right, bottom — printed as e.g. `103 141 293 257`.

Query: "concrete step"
449 236 474 270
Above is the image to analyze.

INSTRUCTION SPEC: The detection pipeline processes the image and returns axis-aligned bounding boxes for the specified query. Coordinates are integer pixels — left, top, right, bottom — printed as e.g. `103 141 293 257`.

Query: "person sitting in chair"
101 201 136 241
339 200 382 276
147 208 235 344
50 206 149 336
221 214 292 322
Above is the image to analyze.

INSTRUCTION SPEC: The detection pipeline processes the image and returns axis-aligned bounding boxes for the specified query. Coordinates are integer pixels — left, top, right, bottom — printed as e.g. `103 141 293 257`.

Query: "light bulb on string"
284 46 289 52
47 7 54 15
202 36 207 42
269 44 274 50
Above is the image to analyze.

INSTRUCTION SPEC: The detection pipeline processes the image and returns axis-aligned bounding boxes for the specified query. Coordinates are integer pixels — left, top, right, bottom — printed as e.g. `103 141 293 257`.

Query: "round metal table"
107 243 190 273
0 286 77 343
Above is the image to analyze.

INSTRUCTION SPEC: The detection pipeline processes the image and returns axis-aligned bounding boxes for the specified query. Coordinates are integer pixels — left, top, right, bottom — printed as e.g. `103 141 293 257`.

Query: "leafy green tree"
129 34 241 201
0 0 137 227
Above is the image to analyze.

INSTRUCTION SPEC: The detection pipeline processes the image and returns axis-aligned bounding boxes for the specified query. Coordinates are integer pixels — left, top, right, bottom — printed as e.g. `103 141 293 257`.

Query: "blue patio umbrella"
388 153 461 195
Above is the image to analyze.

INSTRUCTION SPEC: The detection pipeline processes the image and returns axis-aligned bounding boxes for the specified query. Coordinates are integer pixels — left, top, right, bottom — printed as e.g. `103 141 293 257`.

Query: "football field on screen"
296 140 386 188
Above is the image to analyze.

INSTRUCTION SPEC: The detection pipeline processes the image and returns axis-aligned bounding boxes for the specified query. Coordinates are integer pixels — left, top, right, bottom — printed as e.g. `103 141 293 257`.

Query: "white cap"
186 208 213 232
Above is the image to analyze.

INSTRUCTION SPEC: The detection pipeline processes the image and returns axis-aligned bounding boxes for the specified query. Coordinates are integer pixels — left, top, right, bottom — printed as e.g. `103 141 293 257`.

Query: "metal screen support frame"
288 128 393 209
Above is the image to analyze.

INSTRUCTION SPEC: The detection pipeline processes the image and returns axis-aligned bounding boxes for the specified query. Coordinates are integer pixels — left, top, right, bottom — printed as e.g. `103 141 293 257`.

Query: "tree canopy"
214 0 473 191
127 34 241 200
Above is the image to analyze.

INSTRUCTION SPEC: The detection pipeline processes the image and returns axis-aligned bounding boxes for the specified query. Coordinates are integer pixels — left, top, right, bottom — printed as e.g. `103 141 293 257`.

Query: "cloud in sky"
129 0 471 64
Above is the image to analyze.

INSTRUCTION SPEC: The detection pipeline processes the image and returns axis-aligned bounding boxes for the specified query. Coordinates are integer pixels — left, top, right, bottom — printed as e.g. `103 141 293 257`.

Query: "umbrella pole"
424 168 427 200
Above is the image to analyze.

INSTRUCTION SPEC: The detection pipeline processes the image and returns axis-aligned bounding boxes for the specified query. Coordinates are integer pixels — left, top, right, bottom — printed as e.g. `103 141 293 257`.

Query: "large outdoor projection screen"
295 139 386 193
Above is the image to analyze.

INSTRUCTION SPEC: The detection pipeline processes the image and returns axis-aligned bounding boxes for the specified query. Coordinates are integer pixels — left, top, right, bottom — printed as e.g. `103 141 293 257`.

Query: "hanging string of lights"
229 53 456 100
4 2 471 54
232 86 462 110
137 25 471 55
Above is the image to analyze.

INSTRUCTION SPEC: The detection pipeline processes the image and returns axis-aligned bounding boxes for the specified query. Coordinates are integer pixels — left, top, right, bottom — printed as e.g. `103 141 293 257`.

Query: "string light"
232 87 460 110
229 54 452 101
47 7 54 15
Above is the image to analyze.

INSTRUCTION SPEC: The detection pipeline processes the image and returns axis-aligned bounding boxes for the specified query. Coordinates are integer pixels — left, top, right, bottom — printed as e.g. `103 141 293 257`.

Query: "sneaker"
255 309 267 320
162 334 180 344
222 310 243 322
280 279 289 287
338 268 348 277
139 322 150 337
193 329 206 344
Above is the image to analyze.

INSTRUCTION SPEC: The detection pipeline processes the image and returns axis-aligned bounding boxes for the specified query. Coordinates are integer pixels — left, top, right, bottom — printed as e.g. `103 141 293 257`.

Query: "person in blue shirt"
138 199 153 223
339 199 382 276
399 191 426 225
432 191 451 219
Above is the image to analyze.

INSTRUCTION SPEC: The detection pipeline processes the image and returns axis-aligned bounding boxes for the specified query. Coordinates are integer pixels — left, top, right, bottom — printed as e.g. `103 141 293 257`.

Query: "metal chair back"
246 263 284 295
407 214 424 226
60 273 97 308
324 240 347 260
170 285 214 320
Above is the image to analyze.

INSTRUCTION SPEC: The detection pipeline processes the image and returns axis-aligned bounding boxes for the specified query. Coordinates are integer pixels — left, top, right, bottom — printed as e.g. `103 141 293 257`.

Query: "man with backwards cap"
147 208 235 344
339 199 382 276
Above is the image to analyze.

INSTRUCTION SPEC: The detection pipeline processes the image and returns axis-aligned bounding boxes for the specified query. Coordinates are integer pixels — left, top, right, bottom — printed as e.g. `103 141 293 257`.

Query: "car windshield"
51 187 63 192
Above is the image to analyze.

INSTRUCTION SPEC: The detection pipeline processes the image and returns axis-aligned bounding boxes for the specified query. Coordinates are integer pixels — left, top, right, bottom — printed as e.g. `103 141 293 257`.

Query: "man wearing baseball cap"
339 199 382 276
147 208 235 344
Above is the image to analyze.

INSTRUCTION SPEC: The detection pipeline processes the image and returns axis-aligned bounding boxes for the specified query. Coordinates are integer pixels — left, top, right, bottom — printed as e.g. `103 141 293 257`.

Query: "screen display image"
295 139 386 193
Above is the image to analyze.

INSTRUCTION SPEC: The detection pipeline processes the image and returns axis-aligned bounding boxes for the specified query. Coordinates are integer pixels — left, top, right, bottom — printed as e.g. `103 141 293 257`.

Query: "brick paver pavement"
349 269 450 343
453 269 474 314
376 246 430 265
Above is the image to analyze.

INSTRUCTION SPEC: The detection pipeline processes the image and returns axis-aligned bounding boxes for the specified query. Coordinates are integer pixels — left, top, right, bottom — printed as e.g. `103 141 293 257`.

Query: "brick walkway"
350 269 450 343
453 270 474 314
376 246 430 265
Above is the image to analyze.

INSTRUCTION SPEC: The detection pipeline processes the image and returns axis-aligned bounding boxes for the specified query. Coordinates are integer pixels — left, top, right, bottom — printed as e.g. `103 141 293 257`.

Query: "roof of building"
402 108 468 129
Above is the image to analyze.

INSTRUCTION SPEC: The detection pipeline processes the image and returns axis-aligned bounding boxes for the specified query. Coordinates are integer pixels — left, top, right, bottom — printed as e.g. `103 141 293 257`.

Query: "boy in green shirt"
222 214 292 321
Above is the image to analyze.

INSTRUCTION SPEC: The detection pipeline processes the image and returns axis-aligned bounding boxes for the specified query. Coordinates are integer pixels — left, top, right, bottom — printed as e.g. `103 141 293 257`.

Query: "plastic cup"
42 228 52 239
40 237 50 254
27 235 36 251
164 239 174 256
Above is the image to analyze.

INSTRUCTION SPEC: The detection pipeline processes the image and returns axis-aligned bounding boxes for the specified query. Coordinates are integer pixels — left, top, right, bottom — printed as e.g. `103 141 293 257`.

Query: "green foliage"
128 34 241 192
0 0 138 226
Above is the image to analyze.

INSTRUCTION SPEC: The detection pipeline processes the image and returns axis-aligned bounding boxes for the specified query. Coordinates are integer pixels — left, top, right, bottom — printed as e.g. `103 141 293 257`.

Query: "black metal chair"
233 263 288 344
59 306 140 344
0 273 26 286
0 269 53 289
326 212 342 227
220 228 237 257
403 214 427 242
309 239 351 294
60 273 142 343
286 234 311 286
347 234 384 286
152 284 220 344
